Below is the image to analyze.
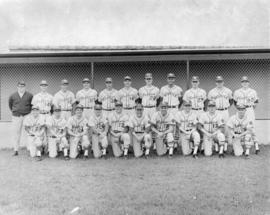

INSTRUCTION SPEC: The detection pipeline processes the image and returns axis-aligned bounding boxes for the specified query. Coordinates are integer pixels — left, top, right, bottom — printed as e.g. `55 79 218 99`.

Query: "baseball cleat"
219 153 225 158
144 155 149 159
255 149 260 155
83 155 88 160
64 156 70 161
245 154 249 159
123 155 128 160
12 151 18 156
168 154 173 158
193 154 198 159
36 156 42 161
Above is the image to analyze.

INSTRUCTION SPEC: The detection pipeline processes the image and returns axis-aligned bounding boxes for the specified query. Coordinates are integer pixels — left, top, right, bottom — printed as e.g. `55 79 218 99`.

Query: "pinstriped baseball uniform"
160 85 182 115
183 88 206 116
32 92 53 114
138 85 159 119
98 88 118 119
117 87 138 116
76 88 97 119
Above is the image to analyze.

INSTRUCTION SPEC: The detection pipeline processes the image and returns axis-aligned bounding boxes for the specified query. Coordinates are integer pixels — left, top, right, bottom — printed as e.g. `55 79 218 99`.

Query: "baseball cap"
237 104 246 110
135 103 144 110
75 104 84 110
17 81 26 86
82 78 90 83
191 76 200 82
167 73 176 78
105 77 113 83
94 104 102 110
124 76 131 81
208 100 216 107
160 102 168 108
183 100 192 106
40 80 48 86
145 73 152 79
216 76 224 82
241 76 249 82
115 101 123 107
61 79 69 85
32 105 39 110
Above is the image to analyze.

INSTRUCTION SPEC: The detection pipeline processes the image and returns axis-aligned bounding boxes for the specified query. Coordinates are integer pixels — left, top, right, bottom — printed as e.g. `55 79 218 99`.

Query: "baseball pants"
48 136 68 158
122 108 135 117
143 107 156 119
102 109 114 120
180 130 200 155
69 135 90 159
232 133 253 156
92 134 108 158
155 132 174 156
61 110 72 121
111 133 130 157
132 133 152 157
83 108 94 120
203 131 225 156
27 135 44 157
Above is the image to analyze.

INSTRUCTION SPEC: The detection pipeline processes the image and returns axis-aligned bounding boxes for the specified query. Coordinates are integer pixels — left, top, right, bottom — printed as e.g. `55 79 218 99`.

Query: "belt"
61 109 72 112
217 108 228 111
234 132 241 135
113 130 122 133
192 108 203 110
245 105 253 108
185 129 192 132
168 106 177 108
123 107 135 110
49 136 57 138
40 112 50 114
83 107 93 109
103 108 115 111
143 106 155 108
135 131 144 134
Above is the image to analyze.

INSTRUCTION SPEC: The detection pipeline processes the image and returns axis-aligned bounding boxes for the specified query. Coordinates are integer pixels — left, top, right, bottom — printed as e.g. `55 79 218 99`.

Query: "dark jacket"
8 91 33 116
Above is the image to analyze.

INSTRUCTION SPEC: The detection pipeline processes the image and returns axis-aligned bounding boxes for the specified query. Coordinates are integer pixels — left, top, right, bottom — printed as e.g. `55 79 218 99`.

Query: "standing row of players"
14 73 260 160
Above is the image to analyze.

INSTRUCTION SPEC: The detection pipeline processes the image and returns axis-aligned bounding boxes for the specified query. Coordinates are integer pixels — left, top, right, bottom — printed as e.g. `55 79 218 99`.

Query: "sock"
64 148 68 157
102 149 106 155
153 142 156 150
215 143 219 152
224 142 228 151
36 150 41 157
84 150 88 156
245 148 250 155
124 148 128 156
219 145 224 154
169 147 173 155
193 146 198 155
145 148 150 155
255 142 259 150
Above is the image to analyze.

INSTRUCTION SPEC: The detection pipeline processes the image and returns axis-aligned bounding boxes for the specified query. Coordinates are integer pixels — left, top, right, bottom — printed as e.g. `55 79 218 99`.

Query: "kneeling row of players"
23 100 259 161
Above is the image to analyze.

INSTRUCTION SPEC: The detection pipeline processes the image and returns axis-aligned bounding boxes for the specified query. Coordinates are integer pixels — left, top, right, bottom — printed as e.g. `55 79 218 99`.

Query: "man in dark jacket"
8 81 33 156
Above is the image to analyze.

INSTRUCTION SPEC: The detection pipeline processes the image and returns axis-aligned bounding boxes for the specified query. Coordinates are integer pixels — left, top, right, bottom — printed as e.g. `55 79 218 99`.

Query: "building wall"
0 59 269 121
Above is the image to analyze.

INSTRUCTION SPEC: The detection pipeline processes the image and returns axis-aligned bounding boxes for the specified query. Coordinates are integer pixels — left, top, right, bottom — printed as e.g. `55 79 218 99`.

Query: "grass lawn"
0 146 269 215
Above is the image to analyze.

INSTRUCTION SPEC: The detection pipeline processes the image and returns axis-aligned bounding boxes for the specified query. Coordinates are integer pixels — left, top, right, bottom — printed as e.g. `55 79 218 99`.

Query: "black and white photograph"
0 0 269 214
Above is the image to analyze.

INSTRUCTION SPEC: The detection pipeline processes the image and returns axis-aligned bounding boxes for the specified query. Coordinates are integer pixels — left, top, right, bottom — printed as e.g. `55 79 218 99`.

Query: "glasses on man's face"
145 78 152 80
106 81 112 84
192 81 198 83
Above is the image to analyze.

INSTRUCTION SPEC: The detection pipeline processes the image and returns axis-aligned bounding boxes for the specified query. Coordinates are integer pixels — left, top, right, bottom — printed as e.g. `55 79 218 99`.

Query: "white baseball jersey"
208 87 232 109
233 88 258 107
176 111 198 131
76 89 97 108
151 112 175 132
129 114 150 133
32 92 53 113
160 85 182 106
199 112 225 133
227 114 253 134
53 90 76 110
108 112 129 132
46 116 67 136
117 87 138 108
98 88 118 110
67 116 88 135
183 88 206 109
23 114 46 133
88 114 108 133
139 85 159 106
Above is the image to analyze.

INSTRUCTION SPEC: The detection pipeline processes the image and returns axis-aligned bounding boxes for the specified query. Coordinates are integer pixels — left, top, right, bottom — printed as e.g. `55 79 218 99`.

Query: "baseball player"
98 77 118 119
150 102 175 157
198 101 226 157
175 101 200 158
129 104 152 158
118 76 138 116
76 78 98 120
233 76 259 153
208 76 233 152
183 76 207 117
23 106 46 161
46 107 69 160
108 101 130 158
67 105 90 159
53 79 76 121
88 104 109 159
138 73 160 119
227 105 254 157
